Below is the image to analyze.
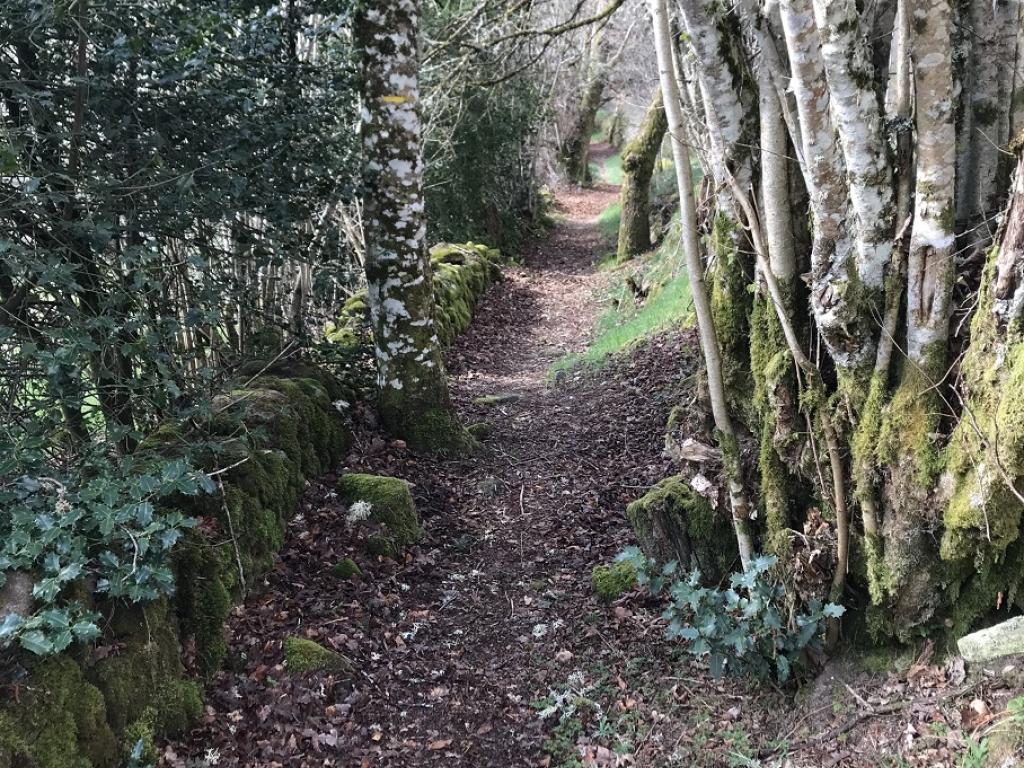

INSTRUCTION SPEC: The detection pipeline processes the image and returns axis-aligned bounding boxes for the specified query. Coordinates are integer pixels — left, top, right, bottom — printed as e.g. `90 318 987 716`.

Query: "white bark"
811 0 894 290
736 0 796 281
905 0 957 368
675 0 752 204
778 0 865 368
650 0 756 571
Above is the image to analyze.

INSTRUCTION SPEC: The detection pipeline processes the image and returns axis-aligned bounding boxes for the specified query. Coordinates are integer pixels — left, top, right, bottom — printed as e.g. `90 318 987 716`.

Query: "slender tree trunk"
357 0 469 452
616 88 667 260
650 0 755 570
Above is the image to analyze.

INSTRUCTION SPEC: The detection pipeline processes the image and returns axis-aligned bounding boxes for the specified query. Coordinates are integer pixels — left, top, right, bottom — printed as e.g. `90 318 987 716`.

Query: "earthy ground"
161 150 1023 768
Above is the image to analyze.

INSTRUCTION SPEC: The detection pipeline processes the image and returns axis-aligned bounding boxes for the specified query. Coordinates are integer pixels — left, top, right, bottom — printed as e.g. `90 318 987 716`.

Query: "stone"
958 617 1024 663
472 393 521 406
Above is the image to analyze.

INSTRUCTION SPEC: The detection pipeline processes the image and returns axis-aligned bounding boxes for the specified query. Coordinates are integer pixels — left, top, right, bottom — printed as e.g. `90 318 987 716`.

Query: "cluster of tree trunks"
644 0 1024 636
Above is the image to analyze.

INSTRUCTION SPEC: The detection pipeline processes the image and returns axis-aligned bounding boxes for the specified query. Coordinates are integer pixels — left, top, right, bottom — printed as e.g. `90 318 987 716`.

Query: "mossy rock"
337 473 421 558
330 241 502 352
626 476 737 583
591 562 637 602
472 393 520 407
331 557 362 580
283 637 353 674
0 656 118 768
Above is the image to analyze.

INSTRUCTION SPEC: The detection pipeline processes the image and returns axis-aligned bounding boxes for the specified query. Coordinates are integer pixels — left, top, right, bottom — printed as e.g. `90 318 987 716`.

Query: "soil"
161 151 1022 768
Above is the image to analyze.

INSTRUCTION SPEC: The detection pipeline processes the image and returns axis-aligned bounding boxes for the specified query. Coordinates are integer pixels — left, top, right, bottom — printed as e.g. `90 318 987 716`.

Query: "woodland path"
165 153 786 767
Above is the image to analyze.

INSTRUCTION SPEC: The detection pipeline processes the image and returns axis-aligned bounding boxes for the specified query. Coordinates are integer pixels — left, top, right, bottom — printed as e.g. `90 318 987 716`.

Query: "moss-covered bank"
0 365 353 768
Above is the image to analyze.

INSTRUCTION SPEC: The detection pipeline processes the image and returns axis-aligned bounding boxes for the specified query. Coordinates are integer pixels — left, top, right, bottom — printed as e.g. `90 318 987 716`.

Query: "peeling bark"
778 0 866 369
675 0 752 205
811 0 894 291
905 0 956 369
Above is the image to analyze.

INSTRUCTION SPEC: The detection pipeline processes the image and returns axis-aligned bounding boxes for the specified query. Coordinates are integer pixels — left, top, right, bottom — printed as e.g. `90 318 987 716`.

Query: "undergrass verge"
551 213 694 374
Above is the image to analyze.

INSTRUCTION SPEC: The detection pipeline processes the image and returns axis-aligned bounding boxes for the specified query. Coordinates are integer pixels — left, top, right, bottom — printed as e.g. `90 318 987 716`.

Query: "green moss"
591 562 637 601
338 473 421 557
87 601 201 742
331 557 362 579
877 364 945 486
0 656 117 768
332 242 501 352
174 530 233 676
283 637 353 674
626 476 736 582
472 393 519 406
466 422 491 440
387 405 478 455
121 708 157 764
709 213 754 424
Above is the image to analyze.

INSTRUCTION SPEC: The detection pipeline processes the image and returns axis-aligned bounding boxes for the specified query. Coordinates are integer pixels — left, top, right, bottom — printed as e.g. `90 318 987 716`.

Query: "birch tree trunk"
875 0 958 630
954 0 1017 247
357 0 469 452
811 0 893 296
778 0 867 370
616 88 667 260
650 0 755 571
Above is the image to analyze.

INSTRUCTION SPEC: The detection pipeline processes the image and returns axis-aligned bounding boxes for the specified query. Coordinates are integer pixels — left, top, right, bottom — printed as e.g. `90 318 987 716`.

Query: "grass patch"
596 200 622 243
600 153 623 185
552 213 694 374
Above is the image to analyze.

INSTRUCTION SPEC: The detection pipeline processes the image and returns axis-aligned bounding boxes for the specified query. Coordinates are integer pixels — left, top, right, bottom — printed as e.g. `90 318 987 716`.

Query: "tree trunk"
562 32 608 185
811 0 894 295
616 88 667 261
650 0 756 570
777 0 866 370
357 0 469 453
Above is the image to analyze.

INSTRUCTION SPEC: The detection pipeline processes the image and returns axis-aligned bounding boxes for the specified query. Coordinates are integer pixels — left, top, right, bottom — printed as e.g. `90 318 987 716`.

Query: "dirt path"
163 173 723 766
162 159 1001 768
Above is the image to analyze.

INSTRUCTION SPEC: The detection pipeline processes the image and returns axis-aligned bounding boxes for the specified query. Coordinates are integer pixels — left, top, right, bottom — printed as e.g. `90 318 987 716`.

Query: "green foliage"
0 0 360 657
618 550 844 683
422 5 547 249
0 461 208 654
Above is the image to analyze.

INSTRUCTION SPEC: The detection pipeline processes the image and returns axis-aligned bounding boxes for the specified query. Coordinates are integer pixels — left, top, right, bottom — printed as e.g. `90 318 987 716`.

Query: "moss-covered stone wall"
0 365 353 768
325 242 502 349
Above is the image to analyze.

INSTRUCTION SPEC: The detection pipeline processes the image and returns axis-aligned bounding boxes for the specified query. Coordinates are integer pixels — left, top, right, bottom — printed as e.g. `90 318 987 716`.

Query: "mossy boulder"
591 562 637 601
283 637 352 674
331 558 362 579
467 422 491 440
626 476 736 583
337 473 421 558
